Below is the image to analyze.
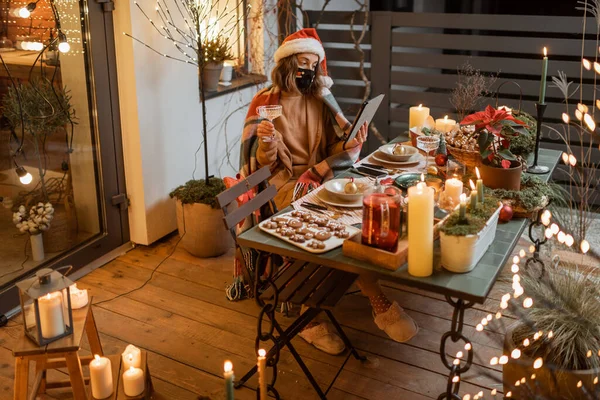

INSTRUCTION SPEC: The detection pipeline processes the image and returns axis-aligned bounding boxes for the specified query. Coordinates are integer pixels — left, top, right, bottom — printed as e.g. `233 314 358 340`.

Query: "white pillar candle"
257 349 267 400
409 104 430 129
66 284 88 310
121 344 142 369
435 115 456 133
38 291 65 339
123 366 145 397
444 177 463 208
224 361 235 400
408 182 434 277
90 354 113 399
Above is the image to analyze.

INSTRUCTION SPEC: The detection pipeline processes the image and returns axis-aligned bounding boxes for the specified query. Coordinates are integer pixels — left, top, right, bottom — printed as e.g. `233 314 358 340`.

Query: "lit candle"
224 361 235 400
409 104 430 130
435 115 456 133
469 180 477 210
407 181 434 277
444 176 463 208
475 167 484 204
459 193 467 222
90 354 113 399
257 349 267 400
38 291 65 339
65 284 88 310
539 47 548 104
123 366 144 397
121 344 142 369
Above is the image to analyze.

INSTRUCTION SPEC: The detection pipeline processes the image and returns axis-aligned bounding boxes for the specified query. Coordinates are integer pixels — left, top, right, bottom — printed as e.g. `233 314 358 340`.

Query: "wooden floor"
0 234 526 400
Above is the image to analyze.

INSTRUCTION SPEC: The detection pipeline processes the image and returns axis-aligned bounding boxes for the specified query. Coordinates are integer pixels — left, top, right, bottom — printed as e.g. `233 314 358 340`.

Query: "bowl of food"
378 143 419 162
323 178 369 202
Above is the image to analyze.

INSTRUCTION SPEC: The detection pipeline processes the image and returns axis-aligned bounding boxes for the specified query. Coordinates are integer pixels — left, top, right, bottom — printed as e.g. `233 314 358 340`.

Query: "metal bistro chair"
217 166 366 400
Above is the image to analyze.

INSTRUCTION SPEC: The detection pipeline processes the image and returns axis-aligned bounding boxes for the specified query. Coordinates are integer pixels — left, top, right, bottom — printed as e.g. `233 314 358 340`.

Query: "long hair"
271 54 324 96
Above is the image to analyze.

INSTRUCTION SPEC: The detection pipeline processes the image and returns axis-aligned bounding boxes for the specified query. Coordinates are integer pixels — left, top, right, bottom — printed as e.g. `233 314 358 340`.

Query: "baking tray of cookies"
259 210 361 254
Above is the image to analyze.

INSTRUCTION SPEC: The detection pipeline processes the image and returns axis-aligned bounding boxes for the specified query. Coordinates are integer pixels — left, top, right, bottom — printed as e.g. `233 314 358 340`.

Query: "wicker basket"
446 145 482 170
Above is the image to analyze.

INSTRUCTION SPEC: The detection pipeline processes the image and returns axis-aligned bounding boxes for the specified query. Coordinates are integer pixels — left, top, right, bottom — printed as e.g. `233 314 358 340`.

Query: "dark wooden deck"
0 234 526 400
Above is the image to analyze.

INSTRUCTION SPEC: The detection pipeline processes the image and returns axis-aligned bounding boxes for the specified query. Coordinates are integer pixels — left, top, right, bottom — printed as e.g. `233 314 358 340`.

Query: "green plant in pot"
460 105 529 191
503 261 600 399
169 177 232 258
200 34 233 92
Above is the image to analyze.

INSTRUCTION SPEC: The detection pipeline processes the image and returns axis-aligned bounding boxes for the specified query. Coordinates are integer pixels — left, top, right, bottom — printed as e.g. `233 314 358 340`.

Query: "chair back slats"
260 260 307 300
305 270 348 309
318 272 358 310
222 184 277 231
216 166 272 209
291 267 331 305
278 263 320 302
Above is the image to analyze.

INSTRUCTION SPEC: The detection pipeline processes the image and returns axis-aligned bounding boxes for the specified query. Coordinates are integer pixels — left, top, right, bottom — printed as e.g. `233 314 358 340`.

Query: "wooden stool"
12 300 103 400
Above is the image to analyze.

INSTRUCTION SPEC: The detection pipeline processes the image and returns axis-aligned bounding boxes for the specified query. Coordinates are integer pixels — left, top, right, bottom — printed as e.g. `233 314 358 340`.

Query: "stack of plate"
371 144 423 167
320 179 369 208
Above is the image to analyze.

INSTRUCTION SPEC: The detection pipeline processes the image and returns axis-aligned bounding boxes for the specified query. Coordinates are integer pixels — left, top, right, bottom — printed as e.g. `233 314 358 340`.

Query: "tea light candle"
469 180 477 210
123 366 144 396
90 355 113 399
444 176 463 208
258 349 267 400
475 167 484 204
435 115 456 133
409 104 430 129
224 361 235 400
408 182 434 277
38 291 65 339
68 284 88 309
122 344 142 369
459 193 467 222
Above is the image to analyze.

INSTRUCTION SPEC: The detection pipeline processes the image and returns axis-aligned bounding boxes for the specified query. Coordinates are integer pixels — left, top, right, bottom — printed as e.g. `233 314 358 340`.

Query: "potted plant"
200 35 233 92
13 203 55 261
169 178 232 258
438 196 503 273
503 263 600 399
460 105 529 190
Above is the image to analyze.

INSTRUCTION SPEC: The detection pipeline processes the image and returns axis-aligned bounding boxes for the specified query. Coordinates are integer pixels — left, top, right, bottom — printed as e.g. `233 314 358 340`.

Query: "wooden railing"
306 10 599 202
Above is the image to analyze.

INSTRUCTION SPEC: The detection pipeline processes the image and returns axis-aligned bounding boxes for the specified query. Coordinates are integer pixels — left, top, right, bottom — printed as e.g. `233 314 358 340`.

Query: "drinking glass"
416 135 440 172
257 105 283 143
361 185 403 252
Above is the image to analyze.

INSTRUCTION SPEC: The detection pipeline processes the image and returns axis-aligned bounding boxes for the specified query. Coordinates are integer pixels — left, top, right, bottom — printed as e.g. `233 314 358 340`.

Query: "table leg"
437 296 474 400
35 356 47 395
13 357 29 400
64 352 87 400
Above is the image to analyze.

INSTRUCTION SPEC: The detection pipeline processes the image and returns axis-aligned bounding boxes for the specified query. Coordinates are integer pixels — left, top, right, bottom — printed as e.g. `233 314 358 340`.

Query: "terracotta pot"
201 62 223 92
504 323 600 399
175 200 232 258
479 160 522 191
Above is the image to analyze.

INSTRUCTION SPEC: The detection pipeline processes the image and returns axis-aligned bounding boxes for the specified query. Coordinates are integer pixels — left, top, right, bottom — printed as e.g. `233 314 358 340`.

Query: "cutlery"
301 205 324 214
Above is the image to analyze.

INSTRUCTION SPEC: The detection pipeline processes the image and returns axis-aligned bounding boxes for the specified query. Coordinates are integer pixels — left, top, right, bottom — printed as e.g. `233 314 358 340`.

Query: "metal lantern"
16 267 75 346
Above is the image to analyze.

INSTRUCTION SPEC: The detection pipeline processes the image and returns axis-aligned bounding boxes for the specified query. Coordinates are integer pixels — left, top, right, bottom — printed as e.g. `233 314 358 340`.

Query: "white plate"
317 188 363 208
323 178 370 203
378 143 419 162
371 151 424 166
259 210 361 254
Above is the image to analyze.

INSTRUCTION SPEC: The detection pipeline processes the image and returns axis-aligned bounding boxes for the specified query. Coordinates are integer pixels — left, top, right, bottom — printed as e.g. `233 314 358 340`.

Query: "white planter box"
440 204 503 273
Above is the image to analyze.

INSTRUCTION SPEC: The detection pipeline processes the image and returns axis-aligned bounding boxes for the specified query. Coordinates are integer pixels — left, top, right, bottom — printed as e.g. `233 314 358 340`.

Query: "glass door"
0 0 128 317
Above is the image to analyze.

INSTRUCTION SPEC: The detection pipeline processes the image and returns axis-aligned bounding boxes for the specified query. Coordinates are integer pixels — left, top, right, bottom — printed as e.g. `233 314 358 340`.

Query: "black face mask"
295 68 315 92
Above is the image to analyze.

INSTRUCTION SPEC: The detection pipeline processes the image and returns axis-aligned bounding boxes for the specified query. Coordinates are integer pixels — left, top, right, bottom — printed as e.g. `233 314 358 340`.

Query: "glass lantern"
16 268 75 346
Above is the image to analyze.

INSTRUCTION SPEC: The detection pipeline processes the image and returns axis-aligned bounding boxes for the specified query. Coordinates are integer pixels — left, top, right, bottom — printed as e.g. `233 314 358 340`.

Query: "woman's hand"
345 121 368 149
257 120 276 143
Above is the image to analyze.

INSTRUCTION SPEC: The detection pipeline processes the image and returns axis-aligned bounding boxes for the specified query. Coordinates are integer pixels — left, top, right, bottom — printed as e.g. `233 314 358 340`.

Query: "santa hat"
274 28 333 89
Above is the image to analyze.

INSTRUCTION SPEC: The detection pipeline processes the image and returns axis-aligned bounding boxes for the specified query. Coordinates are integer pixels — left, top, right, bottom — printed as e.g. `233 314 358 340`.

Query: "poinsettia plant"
460 105 529 168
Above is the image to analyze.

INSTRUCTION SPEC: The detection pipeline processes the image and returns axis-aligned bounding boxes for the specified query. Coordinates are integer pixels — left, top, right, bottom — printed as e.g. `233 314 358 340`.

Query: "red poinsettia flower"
460 105 526 135
501 159 512 169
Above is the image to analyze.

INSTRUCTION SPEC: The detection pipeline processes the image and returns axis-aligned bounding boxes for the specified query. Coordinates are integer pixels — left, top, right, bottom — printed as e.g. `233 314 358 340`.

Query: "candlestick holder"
527 103 550 174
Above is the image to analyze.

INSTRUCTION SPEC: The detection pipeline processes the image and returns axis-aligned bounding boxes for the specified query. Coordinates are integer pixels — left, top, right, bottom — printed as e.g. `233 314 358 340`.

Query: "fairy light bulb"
490 357 498 365
584 113 596 131
581 240 590 254
59 41 70 53
476 324 483 331
464 343 472 351
523 298 533 308
562 113 570 123
548 330 554 338
19 7 31 18
577 380 583 388
545 228 553 239
511 349 521 359
513 274 520 283
452 376 460 383
513 255 520 264
481 318 488 326
576 109 583 120
456 351 463 358
519 249 526 258
565 234 574 247
463 395 471 400
511 264 519 273
568 154 577 166
502 293 511 303
495 312 502 319
486 314 492 321
562 152 569 164
594 377 598 384
557 231 566 243
531 374 536 380
533 358 543 369
491 389 497 395
15 166 32 184
523 338 530 347
587 350 593 358
499 355 509 365
583 58 592 70
514 286 524 298
550 223 559 235
578 103 589 113
500 301 508 309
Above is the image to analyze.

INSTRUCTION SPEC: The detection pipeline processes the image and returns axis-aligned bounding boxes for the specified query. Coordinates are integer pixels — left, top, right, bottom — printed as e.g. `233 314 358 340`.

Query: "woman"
239 29 418 355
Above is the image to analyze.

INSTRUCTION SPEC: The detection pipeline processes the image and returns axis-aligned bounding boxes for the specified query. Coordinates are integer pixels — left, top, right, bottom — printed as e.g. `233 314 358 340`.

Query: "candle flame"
418 104 422 109
469 179 475 190
258 349 266 357
46 293 51 299
475 167 480 179
543 47 547 57
129 366 135 372
94 354 100 361
460 193 466 202
444 115 448 121
224 361 233 372
420 173 425 182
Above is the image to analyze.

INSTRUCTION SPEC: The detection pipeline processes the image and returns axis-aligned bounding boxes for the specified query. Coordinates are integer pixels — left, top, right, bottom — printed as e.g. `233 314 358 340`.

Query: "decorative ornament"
344 177 358 194
499 204 514 222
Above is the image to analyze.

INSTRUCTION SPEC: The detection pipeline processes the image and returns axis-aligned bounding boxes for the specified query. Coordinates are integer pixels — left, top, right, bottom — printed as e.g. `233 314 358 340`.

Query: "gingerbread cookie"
304 232 314 240
335 230 350 239
290 234 306 243
315 231 332 241
287 218 303 229
307 240 326 250
263 221 278 229
315 218 329 227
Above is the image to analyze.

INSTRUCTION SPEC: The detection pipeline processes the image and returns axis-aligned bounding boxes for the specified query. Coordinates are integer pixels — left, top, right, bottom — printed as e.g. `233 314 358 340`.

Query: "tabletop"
237 148 562 304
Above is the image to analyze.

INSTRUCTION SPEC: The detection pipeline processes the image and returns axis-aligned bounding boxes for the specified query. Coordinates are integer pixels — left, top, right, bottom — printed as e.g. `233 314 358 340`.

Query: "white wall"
113 0 276 245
